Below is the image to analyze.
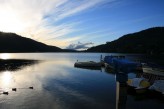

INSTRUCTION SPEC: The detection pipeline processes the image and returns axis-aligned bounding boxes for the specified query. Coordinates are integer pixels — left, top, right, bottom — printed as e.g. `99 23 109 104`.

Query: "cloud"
0 0 111 48
46 37 81 48
66 42 94 50
53 0 107 21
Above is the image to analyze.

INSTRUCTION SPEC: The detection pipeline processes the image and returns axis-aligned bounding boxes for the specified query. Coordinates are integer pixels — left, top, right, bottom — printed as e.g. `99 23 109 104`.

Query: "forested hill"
86 27 164 54
0 32 63 52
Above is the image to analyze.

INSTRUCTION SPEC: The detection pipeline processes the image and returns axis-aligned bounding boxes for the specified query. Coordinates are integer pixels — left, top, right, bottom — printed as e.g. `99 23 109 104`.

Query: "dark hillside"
0 32 62 52
87 27 164 54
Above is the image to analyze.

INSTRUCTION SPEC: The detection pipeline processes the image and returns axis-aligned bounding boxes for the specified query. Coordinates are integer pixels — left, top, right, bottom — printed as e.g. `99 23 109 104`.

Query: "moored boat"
127 78 150 93
142 63 164 76
104 55 142 73
149 80 164 94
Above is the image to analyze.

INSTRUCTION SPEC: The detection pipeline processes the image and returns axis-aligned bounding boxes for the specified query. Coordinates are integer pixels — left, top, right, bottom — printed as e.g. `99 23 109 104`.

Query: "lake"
0 53 163 109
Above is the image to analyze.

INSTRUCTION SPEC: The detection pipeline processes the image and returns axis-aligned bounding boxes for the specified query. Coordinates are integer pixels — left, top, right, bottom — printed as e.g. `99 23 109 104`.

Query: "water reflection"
74 66 102 71
0 53 163 109
0 59 40 94
0 59 40 71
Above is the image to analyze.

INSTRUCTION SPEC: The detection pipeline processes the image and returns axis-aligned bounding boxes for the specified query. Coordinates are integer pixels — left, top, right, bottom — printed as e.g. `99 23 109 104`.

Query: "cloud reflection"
0 59 40 72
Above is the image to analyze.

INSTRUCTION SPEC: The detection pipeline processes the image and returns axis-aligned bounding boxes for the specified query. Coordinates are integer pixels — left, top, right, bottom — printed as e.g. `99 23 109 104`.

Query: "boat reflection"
74 66 102 71
0 59 40 71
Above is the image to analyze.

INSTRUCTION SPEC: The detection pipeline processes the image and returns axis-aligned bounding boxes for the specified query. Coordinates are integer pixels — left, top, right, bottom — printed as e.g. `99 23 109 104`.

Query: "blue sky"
0 0 164 50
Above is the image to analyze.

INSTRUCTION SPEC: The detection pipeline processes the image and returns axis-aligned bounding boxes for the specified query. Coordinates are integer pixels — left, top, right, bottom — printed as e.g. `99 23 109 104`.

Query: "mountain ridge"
0 32 63 52
86 27 164 55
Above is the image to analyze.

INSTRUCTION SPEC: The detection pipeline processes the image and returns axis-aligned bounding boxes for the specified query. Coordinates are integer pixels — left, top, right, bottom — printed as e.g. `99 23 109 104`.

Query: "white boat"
142 65 164 76
149 80 164 94
127 78 150 93
74 61 101 68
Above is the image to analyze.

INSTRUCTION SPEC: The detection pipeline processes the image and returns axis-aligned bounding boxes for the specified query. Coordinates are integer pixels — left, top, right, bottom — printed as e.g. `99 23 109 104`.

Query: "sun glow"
0 10 25 33
0 53 11 59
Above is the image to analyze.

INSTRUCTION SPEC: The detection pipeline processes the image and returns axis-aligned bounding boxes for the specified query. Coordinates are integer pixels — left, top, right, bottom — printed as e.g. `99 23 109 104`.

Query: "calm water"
0 53 163 109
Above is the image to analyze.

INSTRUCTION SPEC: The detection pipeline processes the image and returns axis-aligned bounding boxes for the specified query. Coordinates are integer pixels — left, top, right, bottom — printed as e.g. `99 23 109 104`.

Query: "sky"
0 0 164 50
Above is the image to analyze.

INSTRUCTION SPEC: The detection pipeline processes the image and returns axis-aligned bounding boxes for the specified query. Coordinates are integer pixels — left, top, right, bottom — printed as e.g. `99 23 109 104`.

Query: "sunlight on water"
1 71 12 87
0 53 11 59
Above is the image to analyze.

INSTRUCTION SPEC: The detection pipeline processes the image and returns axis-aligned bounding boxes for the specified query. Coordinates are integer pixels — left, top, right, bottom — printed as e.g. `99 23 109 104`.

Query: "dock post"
100 55 102 62
116 72 128 109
